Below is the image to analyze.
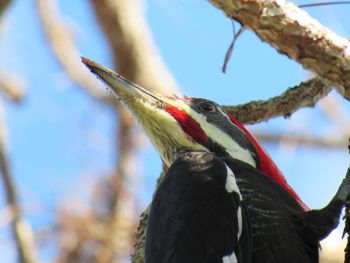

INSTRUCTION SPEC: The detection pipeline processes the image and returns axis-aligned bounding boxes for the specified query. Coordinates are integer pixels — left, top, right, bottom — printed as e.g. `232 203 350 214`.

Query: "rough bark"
223 77 331 124
208 0 350 98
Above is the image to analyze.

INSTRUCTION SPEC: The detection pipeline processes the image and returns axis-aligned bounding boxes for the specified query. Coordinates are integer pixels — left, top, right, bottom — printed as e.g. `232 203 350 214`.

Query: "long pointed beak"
81 57 164 104
81 57 207 166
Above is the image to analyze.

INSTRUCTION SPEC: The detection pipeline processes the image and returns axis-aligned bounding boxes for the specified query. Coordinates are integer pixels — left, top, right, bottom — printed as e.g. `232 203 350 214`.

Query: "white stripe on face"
169 99 256 167
217 107 257 167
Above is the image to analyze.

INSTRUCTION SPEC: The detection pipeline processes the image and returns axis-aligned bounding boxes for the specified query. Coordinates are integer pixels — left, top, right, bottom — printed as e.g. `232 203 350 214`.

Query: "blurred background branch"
254 131 347 148
0 0 11 18
0 78 32 262
0 111 37 263
37 0 179 262
0 1 37 263
90 0 178 96
37 0 111 104
0 72 25 102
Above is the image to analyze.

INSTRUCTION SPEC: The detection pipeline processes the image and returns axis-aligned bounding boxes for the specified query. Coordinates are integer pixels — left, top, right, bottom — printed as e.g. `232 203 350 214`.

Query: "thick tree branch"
208 0 350 98
223 77 331 124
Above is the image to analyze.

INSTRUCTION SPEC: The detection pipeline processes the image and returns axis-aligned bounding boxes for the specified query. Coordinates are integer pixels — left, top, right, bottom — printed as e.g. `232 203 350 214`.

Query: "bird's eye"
199 103 216 113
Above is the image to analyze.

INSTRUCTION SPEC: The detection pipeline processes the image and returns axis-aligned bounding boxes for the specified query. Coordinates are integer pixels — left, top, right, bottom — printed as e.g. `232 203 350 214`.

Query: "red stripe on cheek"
164 105 208 143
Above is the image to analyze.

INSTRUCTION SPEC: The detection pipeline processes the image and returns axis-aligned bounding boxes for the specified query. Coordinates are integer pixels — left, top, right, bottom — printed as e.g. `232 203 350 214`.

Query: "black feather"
145 151 252 263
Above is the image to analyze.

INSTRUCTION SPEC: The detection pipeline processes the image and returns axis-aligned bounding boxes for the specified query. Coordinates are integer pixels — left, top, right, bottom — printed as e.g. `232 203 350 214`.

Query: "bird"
82 57 350 263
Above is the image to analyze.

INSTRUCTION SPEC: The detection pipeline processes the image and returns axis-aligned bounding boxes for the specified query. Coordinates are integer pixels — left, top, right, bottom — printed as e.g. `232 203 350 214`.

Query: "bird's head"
82 58 307 210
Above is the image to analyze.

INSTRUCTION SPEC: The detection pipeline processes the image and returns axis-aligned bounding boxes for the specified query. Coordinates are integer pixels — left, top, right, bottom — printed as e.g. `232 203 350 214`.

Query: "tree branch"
208 0 350 98
255 131 348 148
223 77 331 124
36 1 348 262
0 104 37 263
0 72 25 102
0 0 11 18
90 0 179 96
0 1 37 262
36 0 180 262
89 1 181 262
36 0 112 104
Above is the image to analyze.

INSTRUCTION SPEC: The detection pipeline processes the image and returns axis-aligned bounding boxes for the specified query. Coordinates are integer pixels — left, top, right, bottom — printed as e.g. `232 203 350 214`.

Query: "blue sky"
1 0 350 261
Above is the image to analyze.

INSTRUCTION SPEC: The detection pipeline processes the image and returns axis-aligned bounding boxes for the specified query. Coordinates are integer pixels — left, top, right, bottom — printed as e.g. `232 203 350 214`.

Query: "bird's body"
146 153 344 263
83 58 350 263
145 152 252 263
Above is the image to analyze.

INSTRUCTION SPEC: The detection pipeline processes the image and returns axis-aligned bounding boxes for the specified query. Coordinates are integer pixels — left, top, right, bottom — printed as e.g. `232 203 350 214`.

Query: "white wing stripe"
224 165 244 260
237 206 243 240
222 252 238 263
225 166 242 201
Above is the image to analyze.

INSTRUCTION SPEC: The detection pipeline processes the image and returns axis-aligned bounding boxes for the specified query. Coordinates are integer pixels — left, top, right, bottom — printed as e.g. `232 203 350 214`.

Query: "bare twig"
222 22 245 73
299 1 350 8
223 77 331 124
0 104 37 263
208 0 350 98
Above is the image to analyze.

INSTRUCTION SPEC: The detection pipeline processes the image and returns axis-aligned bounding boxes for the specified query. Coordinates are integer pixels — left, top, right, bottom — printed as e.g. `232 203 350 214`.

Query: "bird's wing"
225 158 314 263
145 152 252 263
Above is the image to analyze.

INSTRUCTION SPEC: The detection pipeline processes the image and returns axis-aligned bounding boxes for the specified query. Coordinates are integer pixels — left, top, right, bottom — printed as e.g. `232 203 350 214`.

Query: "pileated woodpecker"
82 57 350 263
